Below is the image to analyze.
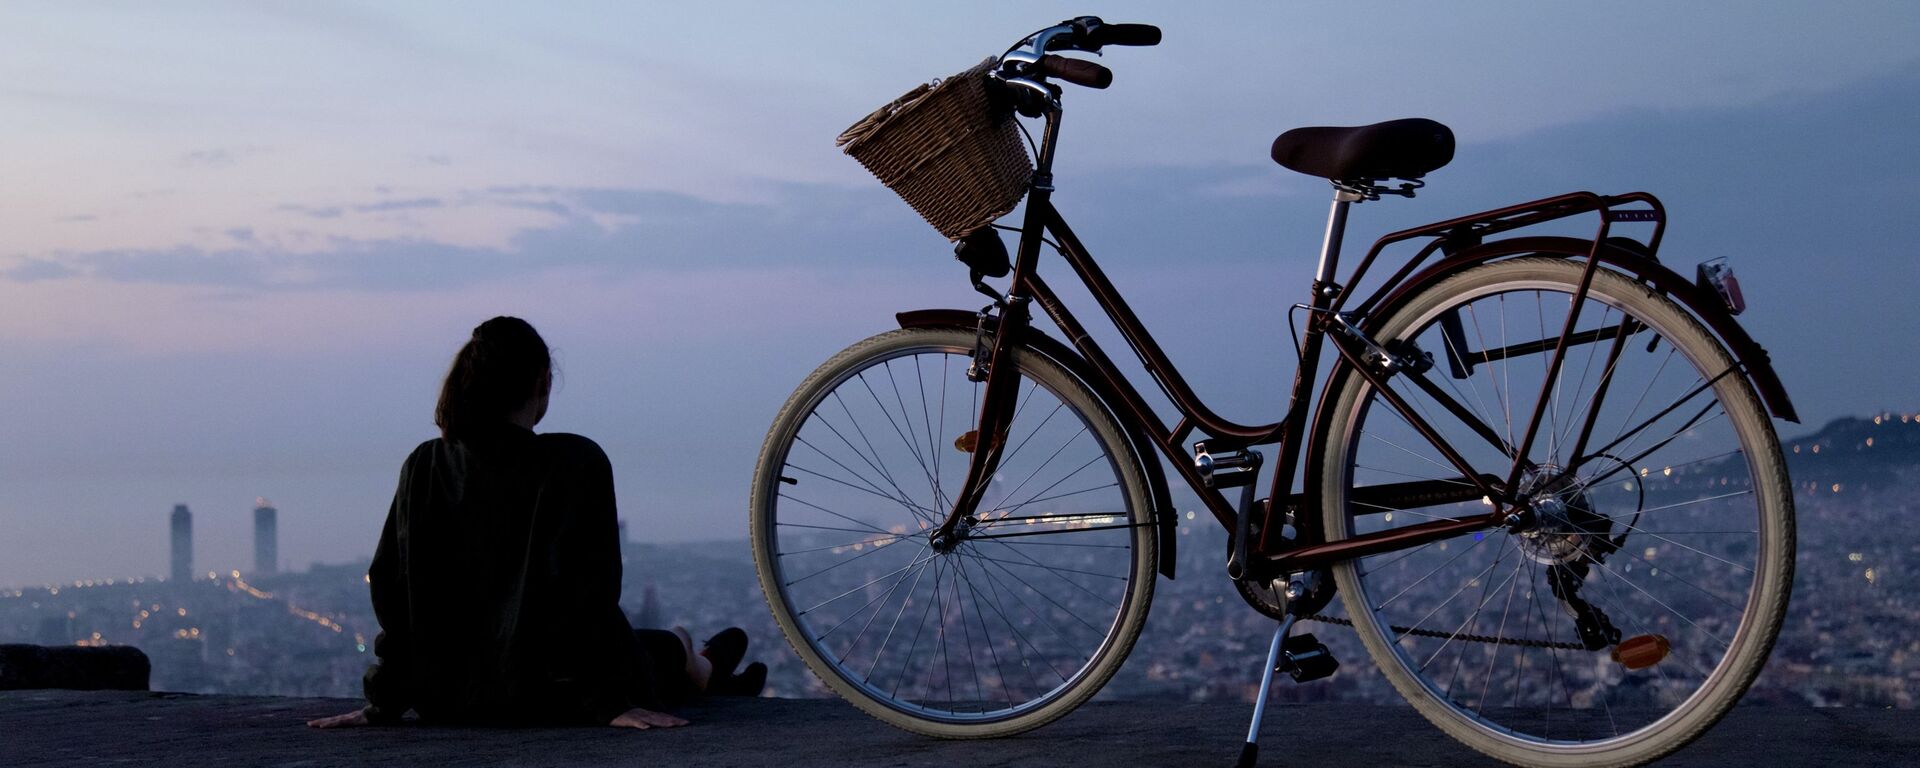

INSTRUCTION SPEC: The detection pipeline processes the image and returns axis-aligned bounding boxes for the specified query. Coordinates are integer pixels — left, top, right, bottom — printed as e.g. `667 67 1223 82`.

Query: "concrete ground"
1 690 1910 767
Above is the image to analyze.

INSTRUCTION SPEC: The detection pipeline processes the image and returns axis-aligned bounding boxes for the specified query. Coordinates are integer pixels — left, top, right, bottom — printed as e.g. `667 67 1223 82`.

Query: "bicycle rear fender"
896 308 1180 580
1356 235 1798 424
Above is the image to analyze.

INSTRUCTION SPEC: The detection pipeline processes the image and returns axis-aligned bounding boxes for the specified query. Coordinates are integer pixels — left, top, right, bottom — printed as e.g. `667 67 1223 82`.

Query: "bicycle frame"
927 102 1793 582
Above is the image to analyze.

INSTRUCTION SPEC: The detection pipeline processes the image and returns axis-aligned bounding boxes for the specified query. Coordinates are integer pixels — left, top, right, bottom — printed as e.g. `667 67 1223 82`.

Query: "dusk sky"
3 2 1917 587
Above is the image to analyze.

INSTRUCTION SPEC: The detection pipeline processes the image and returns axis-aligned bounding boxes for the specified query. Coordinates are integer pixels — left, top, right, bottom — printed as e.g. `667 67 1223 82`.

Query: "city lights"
2 404 1915 708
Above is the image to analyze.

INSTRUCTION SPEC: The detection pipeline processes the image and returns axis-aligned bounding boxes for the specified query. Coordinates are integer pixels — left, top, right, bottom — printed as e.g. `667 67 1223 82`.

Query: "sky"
2 1 1917 587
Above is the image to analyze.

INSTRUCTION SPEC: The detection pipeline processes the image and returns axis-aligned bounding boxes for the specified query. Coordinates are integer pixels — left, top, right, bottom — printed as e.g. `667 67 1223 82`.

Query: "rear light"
1697 258 1745 315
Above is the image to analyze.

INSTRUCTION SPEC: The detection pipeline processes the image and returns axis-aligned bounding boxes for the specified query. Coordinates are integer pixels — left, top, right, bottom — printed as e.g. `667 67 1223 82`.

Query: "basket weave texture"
837 58 1032 240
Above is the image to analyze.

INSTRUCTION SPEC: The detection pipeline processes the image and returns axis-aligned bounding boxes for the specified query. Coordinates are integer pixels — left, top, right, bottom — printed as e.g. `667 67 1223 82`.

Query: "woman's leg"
668 627 713 691
630 628 704 708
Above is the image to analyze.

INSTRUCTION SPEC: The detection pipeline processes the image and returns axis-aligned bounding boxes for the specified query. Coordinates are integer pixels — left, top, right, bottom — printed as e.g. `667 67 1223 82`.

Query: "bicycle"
751 17 1795 768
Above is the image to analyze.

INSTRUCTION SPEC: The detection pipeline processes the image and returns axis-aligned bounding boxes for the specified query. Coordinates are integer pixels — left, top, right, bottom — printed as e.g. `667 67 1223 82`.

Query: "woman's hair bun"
436 316 551 439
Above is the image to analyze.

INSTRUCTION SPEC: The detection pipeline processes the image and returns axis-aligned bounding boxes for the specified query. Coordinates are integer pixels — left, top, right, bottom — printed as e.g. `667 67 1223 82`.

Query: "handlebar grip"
1089 23 1160 47
1039 54 1113 89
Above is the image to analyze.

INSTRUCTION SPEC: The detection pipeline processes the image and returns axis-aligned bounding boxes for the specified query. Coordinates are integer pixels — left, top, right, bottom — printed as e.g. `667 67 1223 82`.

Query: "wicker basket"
837 58 1032 241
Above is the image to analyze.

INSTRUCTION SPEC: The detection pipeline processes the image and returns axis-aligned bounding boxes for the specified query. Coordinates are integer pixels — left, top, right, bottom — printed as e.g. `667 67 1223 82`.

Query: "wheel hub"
1511 465 1608 565
929 515 977 553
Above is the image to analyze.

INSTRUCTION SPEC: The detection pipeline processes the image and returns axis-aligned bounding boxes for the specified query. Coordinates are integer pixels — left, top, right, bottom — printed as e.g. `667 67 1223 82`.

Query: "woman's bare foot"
671 626 713 692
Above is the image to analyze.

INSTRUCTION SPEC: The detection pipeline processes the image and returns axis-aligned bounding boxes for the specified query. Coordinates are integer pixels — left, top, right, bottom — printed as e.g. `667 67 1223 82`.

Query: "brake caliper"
967 307 996 382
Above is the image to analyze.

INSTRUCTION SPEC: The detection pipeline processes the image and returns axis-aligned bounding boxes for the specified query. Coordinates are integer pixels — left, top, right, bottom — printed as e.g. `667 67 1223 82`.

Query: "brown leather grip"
1038 55 1113 89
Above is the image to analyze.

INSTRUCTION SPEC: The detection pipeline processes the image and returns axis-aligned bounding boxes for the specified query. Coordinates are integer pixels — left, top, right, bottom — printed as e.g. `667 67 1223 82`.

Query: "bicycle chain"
1306 614 1588 651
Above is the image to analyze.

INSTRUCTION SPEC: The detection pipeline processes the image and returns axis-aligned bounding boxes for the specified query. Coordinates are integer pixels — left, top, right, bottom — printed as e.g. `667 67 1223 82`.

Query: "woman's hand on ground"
306 709 372 729
609 707 689 730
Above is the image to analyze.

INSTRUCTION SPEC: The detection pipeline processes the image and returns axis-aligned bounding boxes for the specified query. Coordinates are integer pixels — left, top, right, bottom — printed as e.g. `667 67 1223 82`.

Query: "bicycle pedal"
1279 632 1339 683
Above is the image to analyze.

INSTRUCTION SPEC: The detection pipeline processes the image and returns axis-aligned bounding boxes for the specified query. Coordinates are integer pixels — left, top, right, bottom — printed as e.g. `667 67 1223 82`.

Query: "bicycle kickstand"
1236 614 1296 768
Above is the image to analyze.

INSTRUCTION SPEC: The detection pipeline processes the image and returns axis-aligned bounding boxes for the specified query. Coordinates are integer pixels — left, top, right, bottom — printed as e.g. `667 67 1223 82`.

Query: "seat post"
1314 187 1364 287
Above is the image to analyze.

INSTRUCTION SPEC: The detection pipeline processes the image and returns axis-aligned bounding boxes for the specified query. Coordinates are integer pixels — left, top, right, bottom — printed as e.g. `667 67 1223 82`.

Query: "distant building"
253 498 278 575
616 518 630 564
170 504 193 583
635 582 661 630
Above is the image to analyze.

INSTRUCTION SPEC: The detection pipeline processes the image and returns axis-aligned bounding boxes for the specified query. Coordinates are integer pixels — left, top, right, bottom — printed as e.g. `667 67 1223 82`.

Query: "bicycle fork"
931 297 1032 551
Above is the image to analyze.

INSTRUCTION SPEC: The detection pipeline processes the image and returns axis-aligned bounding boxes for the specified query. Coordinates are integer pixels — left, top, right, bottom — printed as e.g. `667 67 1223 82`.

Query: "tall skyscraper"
169 504 193 582
616 518 630 564
253 498 278 575
635 582 661 630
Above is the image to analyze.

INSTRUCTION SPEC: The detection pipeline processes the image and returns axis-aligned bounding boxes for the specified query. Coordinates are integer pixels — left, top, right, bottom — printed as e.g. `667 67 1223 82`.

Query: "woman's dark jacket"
362 425 638 725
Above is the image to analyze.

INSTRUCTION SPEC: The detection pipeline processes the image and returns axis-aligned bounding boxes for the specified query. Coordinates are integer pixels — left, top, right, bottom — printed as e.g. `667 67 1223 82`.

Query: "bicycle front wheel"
751 327 1156 738
1316 257 1793 767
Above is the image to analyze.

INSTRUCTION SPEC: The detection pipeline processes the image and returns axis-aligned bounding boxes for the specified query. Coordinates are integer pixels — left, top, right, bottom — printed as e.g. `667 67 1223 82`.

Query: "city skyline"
4 407 1909 593
4 420 1911 707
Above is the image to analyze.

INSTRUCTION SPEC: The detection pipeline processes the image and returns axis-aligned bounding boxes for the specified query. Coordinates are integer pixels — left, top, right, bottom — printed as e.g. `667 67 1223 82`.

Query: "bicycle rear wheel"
1316 257 1793 767
751 327 1156 738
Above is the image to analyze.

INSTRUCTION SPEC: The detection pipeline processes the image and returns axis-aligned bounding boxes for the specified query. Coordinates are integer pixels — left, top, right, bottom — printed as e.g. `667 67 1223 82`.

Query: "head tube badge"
1696 257 1746 316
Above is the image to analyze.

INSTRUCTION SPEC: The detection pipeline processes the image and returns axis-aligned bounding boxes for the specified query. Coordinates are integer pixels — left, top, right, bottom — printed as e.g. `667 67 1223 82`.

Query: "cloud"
277 204 345 219
275 194 476 221
352 197 444 213
177 146 266 169
9 62 1917 312
3 258 77 282
4 183 945 291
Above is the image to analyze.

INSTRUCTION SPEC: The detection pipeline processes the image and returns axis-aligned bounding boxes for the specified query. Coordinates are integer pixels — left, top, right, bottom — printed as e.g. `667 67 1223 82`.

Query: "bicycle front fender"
896 308 1179 580
1357 236 1798 424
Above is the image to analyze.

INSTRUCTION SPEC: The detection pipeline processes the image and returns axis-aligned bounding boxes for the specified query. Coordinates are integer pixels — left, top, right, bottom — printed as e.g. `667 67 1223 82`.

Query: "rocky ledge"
2 689 1913 767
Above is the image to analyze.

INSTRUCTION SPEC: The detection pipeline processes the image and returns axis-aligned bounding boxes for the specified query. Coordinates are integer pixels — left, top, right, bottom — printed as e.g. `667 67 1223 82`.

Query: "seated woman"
309 316 762 731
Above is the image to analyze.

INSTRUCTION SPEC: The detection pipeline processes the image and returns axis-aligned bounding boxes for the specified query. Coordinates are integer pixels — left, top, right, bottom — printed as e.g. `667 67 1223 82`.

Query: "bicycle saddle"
1270 118 1454 182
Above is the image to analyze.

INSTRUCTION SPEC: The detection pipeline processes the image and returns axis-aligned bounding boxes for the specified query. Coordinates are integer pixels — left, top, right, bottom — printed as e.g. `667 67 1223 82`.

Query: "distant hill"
1630 411 1920 500
1778 412 1920 492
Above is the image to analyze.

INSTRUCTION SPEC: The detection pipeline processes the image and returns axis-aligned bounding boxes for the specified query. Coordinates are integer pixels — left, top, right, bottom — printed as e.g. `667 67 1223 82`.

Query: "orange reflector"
955 431 979 452
1612 634 1671 670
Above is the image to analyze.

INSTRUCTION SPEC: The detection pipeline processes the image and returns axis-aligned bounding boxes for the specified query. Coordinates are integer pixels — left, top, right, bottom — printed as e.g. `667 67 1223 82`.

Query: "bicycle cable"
1012 118 1041 162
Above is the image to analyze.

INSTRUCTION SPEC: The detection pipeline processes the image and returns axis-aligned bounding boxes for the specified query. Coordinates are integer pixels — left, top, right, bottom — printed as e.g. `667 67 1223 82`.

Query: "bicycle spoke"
858 371 944 508
964 551 1128 583
833 390 904 487
1466 302 1518 450
785 533 915 588
811 548 937 627
987 424 1089 512
1378 531 1492 610
987 482 1121 517
794 434 929 521
884 360 945 514
958 546 1074 685
823 394 929 524
777 490 903 536
864 551 938 681
890 556 945 698
1419 536 1520 671
1394 536 1510 643
1475 553 1528 711
779 533 912 557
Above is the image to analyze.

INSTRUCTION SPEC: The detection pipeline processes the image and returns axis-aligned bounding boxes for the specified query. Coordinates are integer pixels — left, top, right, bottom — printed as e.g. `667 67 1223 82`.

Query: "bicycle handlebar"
1038 55 1112 89
1086 23 1160 48
1000 17 1157 95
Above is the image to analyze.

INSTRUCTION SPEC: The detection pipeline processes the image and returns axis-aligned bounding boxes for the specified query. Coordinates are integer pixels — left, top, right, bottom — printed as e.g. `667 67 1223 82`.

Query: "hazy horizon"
4 2 1918 587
